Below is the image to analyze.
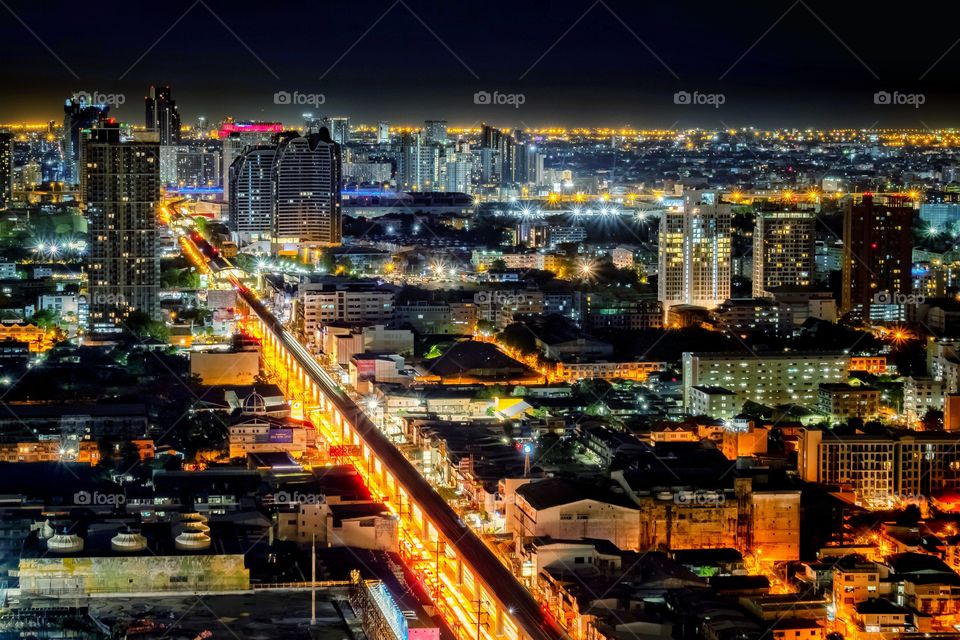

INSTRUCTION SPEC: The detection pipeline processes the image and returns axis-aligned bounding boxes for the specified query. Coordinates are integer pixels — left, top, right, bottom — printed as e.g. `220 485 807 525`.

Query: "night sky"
1 0 958 128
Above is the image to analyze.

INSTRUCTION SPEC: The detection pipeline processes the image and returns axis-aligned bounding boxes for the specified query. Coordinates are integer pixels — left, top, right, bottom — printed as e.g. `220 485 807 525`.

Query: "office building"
322 116 350 145
841 194 914 316
218 121 283 200
272 129 342 248
84 123 161 332
144 85 181 145
752 210 815 297
63 94 109 186
659 190 732 317
228 145 276 242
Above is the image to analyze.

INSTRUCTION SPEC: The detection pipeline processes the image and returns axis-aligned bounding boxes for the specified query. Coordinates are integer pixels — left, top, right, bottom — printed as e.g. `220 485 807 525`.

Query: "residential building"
682 351 849 409
84 123 160 332
752 210 815 298
658 190 732 317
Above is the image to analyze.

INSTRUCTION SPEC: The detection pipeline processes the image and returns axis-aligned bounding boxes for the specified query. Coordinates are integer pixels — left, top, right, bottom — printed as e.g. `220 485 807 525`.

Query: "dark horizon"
1 0 959 128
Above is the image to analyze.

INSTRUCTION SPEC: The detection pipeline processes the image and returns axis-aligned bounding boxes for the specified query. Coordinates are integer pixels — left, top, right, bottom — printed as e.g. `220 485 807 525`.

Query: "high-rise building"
398 132 439 191
0 132 11 208
303 113 323 133
272 129 342 247
218 121 283 201
841 194 914 316
144 85 181 145
480 123 501 149
176 144 220 188
424 120 448 144
377 120 390 144
84 123 160 332
752 209 816 298
158 146 178 186
445 157 473 193
517 143 544 186
477 124 519 185
62 94 109 186
322 117 350 145
658 190 732 318
22 161 41 188
228 145 276 243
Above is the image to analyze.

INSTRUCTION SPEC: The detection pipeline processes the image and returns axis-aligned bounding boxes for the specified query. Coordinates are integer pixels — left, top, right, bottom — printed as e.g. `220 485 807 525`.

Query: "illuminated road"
165 203 568 640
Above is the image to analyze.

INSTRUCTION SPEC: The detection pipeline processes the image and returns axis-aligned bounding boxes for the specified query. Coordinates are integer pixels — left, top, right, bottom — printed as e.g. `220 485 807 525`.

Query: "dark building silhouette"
144 85 181 145
841 194 915 317
62 95 109 185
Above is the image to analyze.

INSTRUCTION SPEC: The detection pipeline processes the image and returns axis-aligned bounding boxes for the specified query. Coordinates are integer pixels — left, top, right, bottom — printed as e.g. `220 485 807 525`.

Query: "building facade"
84 124 161 332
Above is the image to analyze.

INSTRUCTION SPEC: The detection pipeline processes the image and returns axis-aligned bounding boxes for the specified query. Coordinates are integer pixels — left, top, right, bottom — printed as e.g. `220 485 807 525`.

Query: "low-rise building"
818 383 881 422
689 385 739 420
683 351 849 410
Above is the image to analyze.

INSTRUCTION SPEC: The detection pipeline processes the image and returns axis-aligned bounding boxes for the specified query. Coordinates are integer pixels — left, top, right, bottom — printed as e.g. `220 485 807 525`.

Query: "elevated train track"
169 206 566 640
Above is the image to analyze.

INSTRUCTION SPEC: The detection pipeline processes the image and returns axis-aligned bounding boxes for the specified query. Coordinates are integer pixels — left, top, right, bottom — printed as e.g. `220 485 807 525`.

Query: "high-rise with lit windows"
228 145 276 244
272 129 342 248
841 194 914 316
84 122 160 332
0 132 11 208
658 190 732 319
752 209 815 297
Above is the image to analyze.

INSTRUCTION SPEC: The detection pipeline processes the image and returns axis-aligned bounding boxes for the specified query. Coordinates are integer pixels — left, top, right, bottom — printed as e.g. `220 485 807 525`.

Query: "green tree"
923 409 944 431
31 308 59 330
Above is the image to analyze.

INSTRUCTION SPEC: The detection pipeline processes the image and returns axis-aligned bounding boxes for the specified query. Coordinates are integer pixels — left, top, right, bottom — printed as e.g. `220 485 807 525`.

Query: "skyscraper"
322 117 350 145
218 121 283 201
398 131 440 191
228 145 276 244
517 142 544 186
377 121 390 145
480 123 501 149
752 209 816 297
84 122 161 332
62 94 109 186
272 129 342 248
0 132 12 208
303 113 323 133
841 194 914 316
424 120 448 144
144 85 181 145
658 190 732 319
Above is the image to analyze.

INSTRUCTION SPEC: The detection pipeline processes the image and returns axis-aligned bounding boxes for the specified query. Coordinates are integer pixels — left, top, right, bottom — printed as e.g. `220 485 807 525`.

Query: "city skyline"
1 0 960 126
7 2 960 639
